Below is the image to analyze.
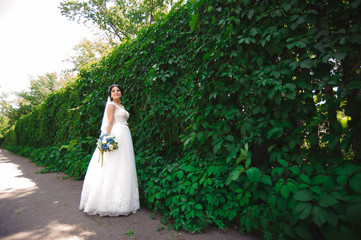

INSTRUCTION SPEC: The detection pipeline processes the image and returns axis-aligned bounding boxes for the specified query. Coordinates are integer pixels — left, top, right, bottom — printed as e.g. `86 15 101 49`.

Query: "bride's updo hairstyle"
108 84 123 101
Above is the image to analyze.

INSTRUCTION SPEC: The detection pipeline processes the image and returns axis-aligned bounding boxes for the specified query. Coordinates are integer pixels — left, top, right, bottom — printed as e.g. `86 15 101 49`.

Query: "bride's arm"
106 104 116 134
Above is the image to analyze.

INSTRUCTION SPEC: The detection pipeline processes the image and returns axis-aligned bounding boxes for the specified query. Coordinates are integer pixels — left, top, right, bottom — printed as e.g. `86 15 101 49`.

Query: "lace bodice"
110 102 129 125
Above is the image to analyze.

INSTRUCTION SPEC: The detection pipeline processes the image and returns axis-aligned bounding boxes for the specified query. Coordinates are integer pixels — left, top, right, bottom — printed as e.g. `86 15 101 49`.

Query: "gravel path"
0 148 259 240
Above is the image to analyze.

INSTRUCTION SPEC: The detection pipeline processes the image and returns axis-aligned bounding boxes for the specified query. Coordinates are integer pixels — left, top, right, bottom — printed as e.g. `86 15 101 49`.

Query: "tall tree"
3 72 69 125
64 36 112 72
59 0 183 42
0 89 10 137
18 72 64 105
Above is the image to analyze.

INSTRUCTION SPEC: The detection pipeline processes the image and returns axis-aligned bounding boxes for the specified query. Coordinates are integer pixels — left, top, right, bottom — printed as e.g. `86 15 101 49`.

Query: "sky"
0 0 96 95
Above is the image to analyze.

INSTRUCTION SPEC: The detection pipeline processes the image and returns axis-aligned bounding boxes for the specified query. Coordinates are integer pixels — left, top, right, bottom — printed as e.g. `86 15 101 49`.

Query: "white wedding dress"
79 102 140 216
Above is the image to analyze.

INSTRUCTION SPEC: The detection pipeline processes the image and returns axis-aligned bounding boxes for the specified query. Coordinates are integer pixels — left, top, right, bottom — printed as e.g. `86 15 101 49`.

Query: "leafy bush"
2 0 361 238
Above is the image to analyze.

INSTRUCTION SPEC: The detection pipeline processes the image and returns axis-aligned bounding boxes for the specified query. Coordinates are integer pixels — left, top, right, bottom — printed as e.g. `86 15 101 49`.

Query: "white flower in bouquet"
97 134 119 166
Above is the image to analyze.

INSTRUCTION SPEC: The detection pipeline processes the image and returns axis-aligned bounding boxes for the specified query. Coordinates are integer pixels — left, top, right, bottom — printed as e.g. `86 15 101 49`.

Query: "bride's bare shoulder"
107 103 117 111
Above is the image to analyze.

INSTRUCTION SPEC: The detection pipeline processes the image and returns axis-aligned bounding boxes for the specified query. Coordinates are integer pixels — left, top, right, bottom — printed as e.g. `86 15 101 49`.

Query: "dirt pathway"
0 148 258 240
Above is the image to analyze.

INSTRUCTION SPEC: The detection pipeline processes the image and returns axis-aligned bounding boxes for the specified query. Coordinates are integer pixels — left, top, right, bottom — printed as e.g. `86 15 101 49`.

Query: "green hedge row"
3 0 361 239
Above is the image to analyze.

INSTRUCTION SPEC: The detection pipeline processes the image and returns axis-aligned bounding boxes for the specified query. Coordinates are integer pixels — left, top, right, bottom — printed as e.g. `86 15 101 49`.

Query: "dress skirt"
79 123 140 216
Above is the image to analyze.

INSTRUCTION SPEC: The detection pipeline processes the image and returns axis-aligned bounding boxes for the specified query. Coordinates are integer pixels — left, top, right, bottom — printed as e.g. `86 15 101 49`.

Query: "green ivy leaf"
267 126 284 139
176 171 184 179
295 225 312 240
289 166 300 175
260 174 272 186
312 206 327 227
349 174 361 193
180 164 197 172
318 194 338 207
227 166 245 185
196 131 204 143
246 167 261 183
299 175 311 184
346 204 361 222
326 209 338 227
281 185 290 198
293 202 312 219
247 9 255 19
336 175 348 185
189 13 199 32
225 135 234 142
278 159 288 167
277 197 287 211
294 190 313 201
287 181 298 193
195 204 203 209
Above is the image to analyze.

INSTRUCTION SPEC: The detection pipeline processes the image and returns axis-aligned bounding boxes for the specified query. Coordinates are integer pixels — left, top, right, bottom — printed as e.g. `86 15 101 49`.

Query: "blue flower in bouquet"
97 134 119 167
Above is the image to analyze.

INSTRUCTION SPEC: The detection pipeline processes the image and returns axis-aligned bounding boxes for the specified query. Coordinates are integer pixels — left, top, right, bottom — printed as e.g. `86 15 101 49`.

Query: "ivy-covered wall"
3 0 361 239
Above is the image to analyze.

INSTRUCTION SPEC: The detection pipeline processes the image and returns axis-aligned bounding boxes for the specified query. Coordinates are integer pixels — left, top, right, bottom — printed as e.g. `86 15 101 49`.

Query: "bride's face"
111 87 122 100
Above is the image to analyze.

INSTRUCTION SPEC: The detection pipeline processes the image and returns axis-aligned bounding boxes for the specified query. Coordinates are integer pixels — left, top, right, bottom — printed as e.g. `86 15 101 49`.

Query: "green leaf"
213 139 223 154
312 175 325 185
293 202 312 219
284 223 296 238
285 83 296 91
322 175 335 192
278 159 288 167
349 174 361 193
246 167 261 183
312 206 327 227
197 131 204 142
310 186 322 195
180 164 197 172
295 225 312 240
326 209 338 227
318 194 338 207
195 204 203 210
287 181 298 193
189 13 199 32
245 157 251 169
260 175 272 186
340 225 359 240
294 190 313 201
336 175 348 185
277 197 287 211
249 27 259 36
275 179 285 192
225 135 234 142
281 185 290 198
237 149 248 163
176 171 184 179
247 9 255 19
346 204 361 222
267 126 283 139
299 174 311 184
289 166 300 175
227 166 245 184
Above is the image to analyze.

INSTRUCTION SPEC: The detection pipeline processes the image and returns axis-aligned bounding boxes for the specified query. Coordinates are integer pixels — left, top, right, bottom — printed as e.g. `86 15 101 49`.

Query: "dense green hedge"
3 0 361 239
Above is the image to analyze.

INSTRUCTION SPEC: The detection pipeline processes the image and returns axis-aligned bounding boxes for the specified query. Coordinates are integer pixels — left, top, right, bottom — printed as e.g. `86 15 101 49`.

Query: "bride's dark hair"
108 84 122 101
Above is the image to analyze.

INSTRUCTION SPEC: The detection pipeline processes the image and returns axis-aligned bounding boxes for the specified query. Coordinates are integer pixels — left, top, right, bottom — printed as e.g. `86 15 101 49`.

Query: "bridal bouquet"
97 134 119 167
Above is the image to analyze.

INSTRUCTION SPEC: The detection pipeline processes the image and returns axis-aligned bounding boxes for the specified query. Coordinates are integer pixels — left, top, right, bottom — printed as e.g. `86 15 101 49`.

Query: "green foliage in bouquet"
2 0 361 238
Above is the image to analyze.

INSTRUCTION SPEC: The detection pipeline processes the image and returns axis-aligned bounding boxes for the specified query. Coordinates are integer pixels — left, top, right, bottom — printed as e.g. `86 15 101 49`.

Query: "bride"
79 84 140 216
